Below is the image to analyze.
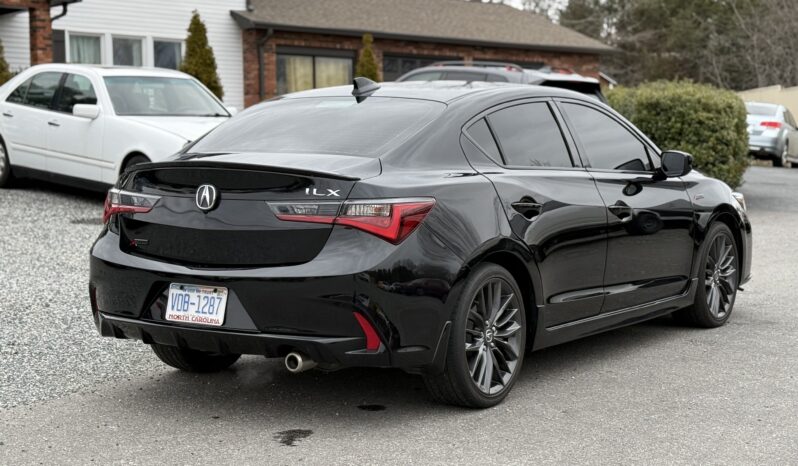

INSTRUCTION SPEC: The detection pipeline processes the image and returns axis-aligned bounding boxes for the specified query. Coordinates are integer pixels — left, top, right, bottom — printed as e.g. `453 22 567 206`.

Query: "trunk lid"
117 154 380 267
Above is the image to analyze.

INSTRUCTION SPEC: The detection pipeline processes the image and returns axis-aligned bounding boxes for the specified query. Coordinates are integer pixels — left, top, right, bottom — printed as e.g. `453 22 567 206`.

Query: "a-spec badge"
196 184 219 211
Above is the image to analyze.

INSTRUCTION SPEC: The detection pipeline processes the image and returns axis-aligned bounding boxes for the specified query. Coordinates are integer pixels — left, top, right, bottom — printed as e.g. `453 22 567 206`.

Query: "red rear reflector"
353 312 381 351
269 198 435 244
102 188 161 223
760 121 782 128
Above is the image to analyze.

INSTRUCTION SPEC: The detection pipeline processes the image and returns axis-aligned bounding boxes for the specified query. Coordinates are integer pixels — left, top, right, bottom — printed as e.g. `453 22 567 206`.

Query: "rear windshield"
746 103 778 116
190 97 445 157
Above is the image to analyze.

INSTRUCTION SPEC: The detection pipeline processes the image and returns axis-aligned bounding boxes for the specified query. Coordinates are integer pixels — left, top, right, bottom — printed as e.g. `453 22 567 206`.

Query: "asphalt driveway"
0 166 796 464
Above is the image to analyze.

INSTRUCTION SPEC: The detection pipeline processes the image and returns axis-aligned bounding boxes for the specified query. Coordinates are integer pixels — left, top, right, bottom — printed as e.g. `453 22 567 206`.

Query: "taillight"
760 121 782 129
269 198 435 244
103 188 161 224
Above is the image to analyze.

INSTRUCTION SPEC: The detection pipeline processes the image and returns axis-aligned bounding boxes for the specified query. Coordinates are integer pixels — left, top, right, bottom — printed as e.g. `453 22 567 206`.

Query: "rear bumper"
748 136 781 157
89 226 463 372
96 312 390 368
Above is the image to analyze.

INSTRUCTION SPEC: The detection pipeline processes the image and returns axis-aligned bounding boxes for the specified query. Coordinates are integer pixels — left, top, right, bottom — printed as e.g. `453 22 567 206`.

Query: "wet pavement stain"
273 429 313 447
357 404 387 412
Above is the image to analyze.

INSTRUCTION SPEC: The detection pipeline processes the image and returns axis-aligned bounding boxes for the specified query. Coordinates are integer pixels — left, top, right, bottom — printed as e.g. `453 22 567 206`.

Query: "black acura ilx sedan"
90 80 752 408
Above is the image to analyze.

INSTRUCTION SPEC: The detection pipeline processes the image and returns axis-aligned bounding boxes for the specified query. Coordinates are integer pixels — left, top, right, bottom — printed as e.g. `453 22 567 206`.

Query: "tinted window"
55 74 97 113
6 78 32 104
402 71 443 81
562 103 651 171
190 97 445 158
25 72 63 109
486 74 509 82
487 103 572 168
466 119 501 163
444 71 486 81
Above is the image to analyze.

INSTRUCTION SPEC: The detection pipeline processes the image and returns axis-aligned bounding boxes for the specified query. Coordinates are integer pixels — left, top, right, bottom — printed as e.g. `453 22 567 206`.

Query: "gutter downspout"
51 3 69 21
257 28 274 102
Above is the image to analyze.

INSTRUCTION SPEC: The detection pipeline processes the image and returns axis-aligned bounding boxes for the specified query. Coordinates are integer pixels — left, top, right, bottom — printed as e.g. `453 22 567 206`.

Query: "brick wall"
243 29 601 107
0 0 52 64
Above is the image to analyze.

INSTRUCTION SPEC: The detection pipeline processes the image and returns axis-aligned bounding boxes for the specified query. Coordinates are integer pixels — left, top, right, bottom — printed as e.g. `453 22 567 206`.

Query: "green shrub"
180 10 223 99
355 33 379 81
0 39 12 86
607 81 749 188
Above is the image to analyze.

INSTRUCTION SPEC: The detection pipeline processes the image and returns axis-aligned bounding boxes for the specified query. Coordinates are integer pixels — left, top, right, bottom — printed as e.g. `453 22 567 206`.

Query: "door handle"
512 201 543 219
48 120 60 127
1 111 12 118
608 202 634 223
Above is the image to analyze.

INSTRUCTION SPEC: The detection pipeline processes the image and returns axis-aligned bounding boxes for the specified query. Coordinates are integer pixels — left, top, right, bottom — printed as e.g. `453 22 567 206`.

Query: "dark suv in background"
396 61 606 102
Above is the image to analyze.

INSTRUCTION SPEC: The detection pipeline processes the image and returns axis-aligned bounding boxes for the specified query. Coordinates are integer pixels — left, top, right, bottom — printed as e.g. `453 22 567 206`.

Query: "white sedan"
0 64 231 189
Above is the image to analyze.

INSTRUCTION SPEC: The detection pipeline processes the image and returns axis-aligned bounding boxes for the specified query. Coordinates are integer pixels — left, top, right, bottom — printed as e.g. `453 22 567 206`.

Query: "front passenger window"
55 74 97 113
561 102 652 171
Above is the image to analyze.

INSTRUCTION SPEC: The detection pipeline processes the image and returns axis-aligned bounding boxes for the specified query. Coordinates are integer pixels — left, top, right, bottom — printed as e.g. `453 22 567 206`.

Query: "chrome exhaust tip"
284 351 317 374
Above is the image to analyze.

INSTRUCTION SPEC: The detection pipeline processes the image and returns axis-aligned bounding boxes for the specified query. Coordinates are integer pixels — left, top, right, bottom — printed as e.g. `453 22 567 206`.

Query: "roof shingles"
234 0 614 54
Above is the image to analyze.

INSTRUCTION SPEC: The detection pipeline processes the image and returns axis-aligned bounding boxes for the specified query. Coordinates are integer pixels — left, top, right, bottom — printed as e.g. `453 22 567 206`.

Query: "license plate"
165 283 228 327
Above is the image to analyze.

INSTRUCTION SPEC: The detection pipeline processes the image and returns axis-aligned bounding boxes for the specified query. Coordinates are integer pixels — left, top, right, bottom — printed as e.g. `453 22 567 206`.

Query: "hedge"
607 81 749 188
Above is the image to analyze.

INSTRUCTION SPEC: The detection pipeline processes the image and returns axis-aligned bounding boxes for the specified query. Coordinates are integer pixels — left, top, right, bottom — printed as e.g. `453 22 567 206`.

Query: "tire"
774 145 787 167
0 137 14 188
673 223 739 328
122 154 150 173
424 263 526 408
151 343 241 372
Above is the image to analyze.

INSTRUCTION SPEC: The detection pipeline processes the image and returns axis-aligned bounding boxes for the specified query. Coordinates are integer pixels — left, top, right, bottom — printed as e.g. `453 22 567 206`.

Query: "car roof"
18 63 192 79
283 80 592 104
399 65 526 82
524 68 600 85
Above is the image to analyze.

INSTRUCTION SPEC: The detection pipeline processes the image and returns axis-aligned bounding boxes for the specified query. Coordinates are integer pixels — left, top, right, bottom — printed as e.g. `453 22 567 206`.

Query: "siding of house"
0 10 31 71
1 0 246 109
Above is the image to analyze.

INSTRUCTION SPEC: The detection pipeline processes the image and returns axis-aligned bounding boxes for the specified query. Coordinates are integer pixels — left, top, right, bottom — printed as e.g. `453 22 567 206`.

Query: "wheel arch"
462 241 543 348
120 151 150 175
704 204 746 280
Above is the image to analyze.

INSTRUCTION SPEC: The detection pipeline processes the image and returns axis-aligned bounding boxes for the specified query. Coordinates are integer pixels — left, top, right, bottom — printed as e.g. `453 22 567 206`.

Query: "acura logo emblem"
195 184 218 211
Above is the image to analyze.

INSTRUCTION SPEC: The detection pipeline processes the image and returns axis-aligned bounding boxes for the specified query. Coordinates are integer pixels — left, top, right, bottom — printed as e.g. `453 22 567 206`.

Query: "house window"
276 52 353 95
69 34 101 65
113 37 143 66
154 40 182 70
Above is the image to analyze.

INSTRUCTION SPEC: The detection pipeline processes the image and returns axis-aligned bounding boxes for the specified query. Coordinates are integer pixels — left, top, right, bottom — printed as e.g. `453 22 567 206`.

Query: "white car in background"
0 64 231 190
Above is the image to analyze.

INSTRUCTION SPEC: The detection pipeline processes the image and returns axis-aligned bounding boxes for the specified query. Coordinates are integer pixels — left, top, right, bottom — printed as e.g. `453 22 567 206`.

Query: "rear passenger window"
24 72 62 109
487 102 573 168
55 74 97 113
561 103 652 171
403 71 443 81
486 74 509 82
444 71 486 82
466 119 501 163
6 78 32 104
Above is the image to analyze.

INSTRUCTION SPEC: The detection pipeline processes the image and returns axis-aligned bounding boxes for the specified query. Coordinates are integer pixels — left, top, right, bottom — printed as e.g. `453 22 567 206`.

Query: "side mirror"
225 106 238 116
659 150 693 178
73 104 100 120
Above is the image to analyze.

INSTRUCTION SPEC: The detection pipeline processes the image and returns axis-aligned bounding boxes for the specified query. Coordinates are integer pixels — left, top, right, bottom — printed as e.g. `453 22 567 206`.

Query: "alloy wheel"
465 278 523 395
705 234 738 319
